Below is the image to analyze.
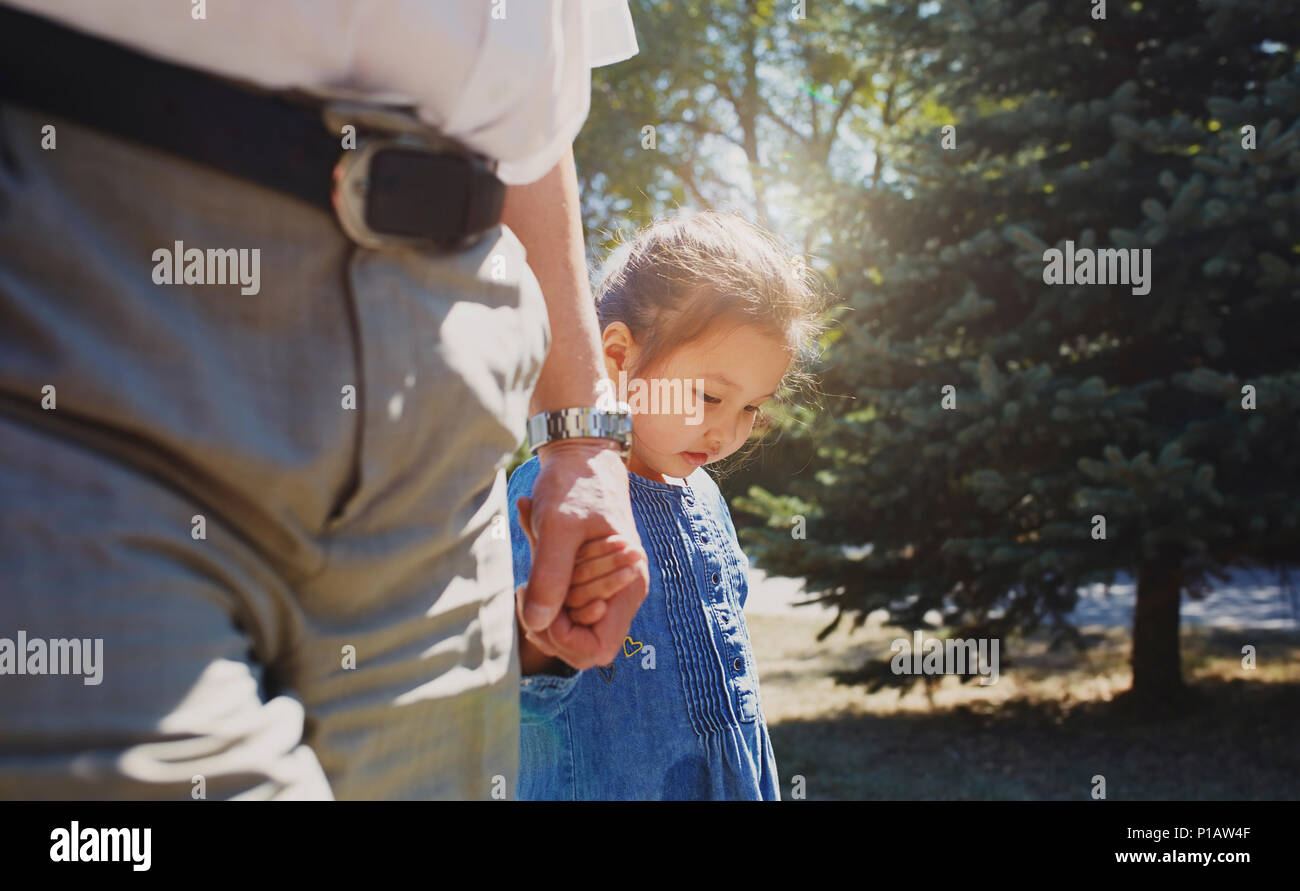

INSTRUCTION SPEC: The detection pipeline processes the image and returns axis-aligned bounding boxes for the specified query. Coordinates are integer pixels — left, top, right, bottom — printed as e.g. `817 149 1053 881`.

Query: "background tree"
573 0 1300 711
733 0 1300 710
576 0 940 256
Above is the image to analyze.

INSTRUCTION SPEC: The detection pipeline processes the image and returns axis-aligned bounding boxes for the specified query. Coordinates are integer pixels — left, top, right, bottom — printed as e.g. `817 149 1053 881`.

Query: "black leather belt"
0 5 507 250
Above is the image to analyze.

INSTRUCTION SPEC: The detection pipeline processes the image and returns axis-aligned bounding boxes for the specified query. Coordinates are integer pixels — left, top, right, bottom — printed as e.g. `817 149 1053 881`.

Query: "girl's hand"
561 533 645 625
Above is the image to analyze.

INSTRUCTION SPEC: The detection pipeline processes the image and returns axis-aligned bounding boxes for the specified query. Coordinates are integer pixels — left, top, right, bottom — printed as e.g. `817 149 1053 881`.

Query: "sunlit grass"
748 614 1300 800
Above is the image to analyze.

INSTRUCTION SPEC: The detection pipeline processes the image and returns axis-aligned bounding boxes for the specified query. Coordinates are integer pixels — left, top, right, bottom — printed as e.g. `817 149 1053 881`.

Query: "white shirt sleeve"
586 0 640 68
474 0 639 185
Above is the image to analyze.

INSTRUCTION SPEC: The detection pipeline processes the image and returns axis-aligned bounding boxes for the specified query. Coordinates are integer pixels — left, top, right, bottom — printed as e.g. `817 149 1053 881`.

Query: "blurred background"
514 0 1300 799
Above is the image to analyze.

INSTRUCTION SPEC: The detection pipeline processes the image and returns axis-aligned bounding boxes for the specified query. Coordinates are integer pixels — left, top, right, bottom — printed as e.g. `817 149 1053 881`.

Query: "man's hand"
515 440 648 670
515 527 642 675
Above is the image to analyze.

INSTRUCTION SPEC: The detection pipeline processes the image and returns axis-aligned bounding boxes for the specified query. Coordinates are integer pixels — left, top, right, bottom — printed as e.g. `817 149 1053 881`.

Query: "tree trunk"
738 4 769 227
1129 562 1186 701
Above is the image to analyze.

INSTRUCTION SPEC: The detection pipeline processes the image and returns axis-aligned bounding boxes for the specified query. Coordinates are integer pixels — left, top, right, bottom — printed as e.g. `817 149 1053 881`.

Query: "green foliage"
753 0 1300 692
576 0 945 259
577 0 1300 696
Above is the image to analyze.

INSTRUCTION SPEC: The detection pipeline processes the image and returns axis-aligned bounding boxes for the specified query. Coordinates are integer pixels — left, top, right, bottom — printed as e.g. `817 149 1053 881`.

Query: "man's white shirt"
4 0 639 184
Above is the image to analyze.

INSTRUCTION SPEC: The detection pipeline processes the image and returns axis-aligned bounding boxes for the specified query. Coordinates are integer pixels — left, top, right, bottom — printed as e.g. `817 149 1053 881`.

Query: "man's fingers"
524 628 562 660
519 511 585 634
517 584 564 661
567 598 607 626
517 582 558 658
534 606 603 670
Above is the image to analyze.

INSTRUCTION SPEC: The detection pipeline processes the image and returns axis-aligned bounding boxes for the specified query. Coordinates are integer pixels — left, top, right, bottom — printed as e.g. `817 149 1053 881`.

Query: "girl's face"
602 318 792 484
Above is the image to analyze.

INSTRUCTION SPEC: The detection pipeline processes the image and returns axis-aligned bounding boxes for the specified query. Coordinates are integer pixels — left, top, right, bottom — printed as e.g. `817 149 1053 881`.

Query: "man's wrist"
535 437 624 466
528 405 632 462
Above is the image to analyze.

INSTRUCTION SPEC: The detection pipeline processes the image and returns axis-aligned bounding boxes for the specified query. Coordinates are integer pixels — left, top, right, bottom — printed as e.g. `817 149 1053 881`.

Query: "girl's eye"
702 391 760 413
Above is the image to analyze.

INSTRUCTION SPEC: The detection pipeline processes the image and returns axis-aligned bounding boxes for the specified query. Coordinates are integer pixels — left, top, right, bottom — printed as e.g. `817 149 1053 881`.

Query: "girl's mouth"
681 451 709 465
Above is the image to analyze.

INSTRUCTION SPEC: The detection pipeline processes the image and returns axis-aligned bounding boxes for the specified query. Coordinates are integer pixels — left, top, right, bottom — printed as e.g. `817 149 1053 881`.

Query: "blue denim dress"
507 455 780 800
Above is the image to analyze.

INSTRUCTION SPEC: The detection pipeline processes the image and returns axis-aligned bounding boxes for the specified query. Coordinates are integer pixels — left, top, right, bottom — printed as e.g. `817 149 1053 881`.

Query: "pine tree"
735 0 1300 709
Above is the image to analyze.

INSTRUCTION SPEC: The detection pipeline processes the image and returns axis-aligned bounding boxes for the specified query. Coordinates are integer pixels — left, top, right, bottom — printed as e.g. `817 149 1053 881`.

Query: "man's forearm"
500 144 607 416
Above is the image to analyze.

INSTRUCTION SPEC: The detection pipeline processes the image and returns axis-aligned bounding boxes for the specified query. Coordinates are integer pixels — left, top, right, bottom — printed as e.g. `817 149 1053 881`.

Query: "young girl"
507 211 825 800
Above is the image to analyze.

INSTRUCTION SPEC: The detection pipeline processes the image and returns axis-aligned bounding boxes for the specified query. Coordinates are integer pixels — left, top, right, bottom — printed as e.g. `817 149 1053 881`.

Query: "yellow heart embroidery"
623 636 643 658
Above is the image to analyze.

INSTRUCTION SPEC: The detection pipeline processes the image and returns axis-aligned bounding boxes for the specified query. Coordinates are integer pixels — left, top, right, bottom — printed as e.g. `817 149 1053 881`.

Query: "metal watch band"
527 407 632 459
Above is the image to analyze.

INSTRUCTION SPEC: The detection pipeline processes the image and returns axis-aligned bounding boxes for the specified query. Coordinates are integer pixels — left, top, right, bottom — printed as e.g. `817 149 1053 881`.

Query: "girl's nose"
704 425 730 452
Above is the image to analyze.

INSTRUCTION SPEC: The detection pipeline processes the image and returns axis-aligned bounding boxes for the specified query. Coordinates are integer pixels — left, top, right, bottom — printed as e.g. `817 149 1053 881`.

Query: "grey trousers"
0 102 550 799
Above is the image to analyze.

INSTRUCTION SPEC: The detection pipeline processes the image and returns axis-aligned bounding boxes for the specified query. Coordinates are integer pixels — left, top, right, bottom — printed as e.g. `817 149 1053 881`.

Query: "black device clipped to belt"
0 4 507 250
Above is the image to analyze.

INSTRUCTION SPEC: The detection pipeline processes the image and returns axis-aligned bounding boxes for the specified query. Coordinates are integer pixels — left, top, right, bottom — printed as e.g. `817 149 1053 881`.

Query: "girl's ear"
601 322 636 378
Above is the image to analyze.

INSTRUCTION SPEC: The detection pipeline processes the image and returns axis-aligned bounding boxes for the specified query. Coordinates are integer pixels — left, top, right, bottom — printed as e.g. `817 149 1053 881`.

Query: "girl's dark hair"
593 211 828 412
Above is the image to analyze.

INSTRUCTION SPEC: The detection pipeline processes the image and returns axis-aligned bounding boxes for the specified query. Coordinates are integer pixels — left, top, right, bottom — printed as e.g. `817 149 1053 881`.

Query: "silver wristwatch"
527 406 633 460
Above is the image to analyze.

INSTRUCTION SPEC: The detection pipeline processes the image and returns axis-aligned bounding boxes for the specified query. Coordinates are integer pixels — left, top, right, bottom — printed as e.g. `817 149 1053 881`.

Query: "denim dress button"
732 656 744 671
699 533 708 543
711 571 720 585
